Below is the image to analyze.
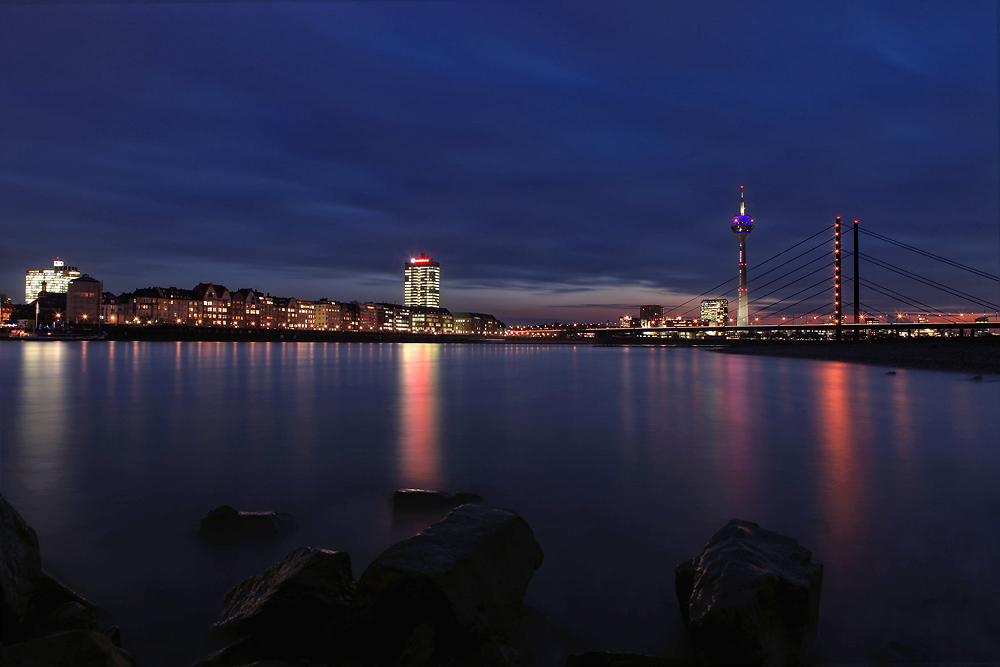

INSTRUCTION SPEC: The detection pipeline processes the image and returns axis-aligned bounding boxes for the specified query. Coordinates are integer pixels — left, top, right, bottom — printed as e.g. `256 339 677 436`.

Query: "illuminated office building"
700 299 729 326
25 258 81 302
404 254 440 308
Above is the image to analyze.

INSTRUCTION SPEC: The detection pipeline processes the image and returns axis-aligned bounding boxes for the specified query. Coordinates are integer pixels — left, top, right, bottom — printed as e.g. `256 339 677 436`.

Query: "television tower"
731 186 754 326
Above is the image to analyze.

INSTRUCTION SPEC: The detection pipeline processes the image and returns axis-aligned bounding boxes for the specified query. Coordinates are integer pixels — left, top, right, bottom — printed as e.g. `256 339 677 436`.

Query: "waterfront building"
193 284 231 326
452 312 505 335
700 299 729 326
337 302 361 331
358 302 378 331
296 301 316 330
731 186 755 326
100 292 121 325
230 289 262 328
639 305 662 327
377 303 412 333
404 254 441 308
268 296 298 328
66 275 102 328
25 258 81 303
313 299 338 330
410 306 453 334
123 287 197 324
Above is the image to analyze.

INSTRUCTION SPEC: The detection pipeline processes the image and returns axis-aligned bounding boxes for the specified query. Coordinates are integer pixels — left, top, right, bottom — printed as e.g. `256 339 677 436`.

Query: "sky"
1 0 997 324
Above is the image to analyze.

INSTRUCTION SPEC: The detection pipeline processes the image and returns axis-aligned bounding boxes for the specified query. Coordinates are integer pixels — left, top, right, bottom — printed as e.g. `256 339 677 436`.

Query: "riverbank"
711 337 1000 375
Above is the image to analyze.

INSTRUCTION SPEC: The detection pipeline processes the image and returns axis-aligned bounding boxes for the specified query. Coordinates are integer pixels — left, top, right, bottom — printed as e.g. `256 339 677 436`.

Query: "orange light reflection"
398 344 441 488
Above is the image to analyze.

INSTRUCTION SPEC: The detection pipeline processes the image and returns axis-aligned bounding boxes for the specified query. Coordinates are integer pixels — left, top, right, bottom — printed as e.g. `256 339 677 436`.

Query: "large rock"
392 489 484 511
1 494 42 628
674 519 823 665
354 503 544 666
198 506 297 540
207 547 354 664
1 629 136 667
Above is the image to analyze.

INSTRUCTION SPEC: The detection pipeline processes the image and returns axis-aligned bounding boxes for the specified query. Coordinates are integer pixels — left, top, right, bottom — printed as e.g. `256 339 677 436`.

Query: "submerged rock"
392 488 485 510
674 518 823 665
354 503 543 666
198 506 297 540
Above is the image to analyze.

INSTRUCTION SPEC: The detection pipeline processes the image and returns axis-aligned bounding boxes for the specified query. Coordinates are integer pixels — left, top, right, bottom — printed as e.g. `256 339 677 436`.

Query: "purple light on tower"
731 186 755 326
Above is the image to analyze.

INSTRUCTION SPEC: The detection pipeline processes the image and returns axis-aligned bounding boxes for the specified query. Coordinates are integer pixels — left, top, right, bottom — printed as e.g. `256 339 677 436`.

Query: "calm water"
1 341 997 665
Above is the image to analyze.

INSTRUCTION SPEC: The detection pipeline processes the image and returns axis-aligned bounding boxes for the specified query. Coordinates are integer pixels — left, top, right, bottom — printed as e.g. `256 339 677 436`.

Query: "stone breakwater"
6 491 944 666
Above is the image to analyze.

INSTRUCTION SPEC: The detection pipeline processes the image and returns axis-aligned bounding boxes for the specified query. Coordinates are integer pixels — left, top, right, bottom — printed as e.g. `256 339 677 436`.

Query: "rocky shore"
712 337 1000 375
2 491 985 666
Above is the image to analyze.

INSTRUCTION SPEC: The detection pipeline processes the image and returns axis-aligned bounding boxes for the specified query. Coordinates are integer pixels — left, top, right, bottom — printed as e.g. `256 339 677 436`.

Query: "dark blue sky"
2 1 997 323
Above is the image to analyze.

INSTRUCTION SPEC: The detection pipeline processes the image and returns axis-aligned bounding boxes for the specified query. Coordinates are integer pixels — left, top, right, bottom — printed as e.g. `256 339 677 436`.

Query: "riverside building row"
94 284 504 335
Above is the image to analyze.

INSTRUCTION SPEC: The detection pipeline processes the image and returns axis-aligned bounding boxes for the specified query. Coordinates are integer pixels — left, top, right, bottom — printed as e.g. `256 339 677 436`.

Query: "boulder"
674 519 823 665
208 547 354 664
1 494 42 627
393 489 484 511
354 503 544 666
1 629 136 667
198 506 297 540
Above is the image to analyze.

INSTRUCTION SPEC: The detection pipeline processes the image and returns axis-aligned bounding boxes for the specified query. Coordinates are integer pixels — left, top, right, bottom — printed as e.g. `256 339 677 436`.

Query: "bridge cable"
858 227 1000 282
860 253 1000 310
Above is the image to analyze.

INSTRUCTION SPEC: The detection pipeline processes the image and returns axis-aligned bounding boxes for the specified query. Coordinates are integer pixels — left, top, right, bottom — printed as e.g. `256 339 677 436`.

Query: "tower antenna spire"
740 185 745 216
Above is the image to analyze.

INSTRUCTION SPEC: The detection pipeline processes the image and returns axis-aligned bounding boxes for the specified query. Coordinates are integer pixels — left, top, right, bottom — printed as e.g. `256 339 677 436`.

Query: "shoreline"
709 337 1000 375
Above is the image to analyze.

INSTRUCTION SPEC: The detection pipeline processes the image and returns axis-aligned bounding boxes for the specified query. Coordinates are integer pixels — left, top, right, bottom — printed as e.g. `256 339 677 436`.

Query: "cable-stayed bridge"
585 219 999 339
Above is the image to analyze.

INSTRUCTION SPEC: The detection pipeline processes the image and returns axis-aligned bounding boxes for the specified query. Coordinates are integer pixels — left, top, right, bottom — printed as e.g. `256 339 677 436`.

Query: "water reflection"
17 344 70 499
397 344 441 488
815 362 868 567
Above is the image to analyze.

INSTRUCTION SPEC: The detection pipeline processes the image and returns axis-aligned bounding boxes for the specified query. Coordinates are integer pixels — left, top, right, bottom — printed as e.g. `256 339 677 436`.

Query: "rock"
565 652 681 666
208 547 354 664
354 503 543 666
32 601 103 636
198 505 297 540
393 489 485 511
1 629 136 667
1 494 42 628
674 518 823 665
2 495 106 644
875 638 938 663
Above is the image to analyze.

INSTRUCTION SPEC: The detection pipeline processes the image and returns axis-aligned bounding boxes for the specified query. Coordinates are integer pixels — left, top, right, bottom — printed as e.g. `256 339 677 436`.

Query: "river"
1 341 997 664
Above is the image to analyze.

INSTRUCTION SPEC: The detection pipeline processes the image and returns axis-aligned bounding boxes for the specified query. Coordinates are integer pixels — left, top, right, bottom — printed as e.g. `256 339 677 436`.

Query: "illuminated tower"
25 257 81 303
404 254 440 308
731 187 754 326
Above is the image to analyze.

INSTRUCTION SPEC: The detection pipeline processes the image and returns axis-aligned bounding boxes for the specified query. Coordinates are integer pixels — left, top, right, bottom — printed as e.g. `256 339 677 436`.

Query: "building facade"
700 299 729 326
66 275 102 328
404 254 441 308
452 312 505 335
25 258 81 303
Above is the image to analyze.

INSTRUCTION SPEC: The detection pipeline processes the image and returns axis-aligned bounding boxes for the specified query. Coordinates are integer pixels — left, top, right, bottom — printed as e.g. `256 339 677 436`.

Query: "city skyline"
1 2 996 324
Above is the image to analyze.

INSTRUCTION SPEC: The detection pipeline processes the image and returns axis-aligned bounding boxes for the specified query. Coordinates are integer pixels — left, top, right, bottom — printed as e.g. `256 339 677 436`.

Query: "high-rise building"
25 258 81 303
404 254 440 308
700 299 729 326
731 187 755 326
